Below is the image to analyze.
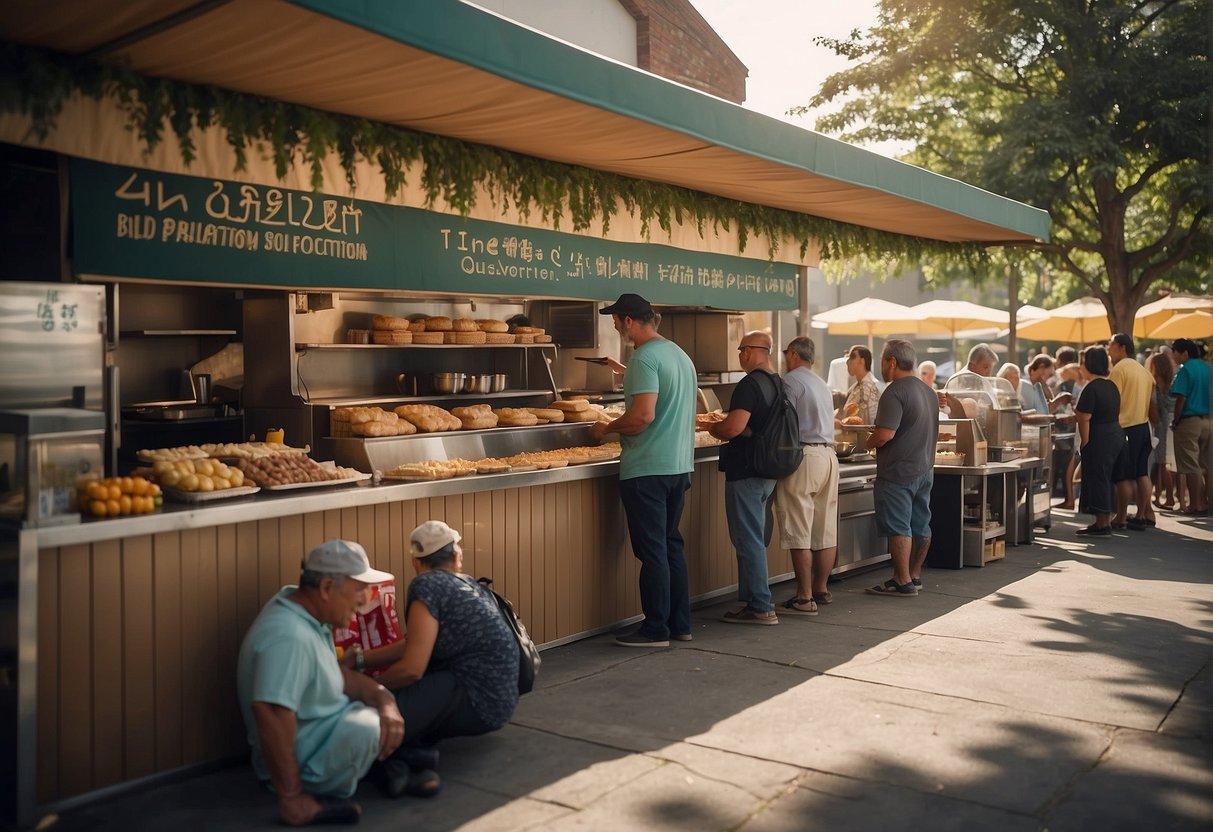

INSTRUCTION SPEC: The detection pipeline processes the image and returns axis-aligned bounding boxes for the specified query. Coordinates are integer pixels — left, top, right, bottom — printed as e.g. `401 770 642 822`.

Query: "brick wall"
619 0 747 103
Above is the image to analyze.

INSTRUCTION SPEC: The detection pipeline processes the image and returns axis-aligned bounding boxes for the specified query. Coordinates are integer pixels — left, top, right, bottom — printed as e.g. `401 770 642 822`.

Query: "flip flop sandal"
812 591 833 605
310 797 362 825
780 597 818 616
865 579 917 597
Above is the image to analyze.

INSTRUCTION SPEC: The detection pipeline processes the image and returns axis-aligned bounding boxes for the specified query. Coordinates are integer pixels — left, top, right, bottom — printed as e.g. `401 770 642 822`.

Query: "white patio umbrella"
909 300 1010 367
812 297 926 349
1016 297 1113 343
1133 293 1213 339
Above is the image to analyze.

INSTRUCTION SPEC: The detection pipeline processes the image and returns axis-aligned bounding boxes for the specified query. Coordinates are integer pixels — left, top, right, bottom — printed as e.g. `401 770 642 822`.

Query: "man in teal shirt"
589 293 696 647
1169 339 1211 515
237 540 405 826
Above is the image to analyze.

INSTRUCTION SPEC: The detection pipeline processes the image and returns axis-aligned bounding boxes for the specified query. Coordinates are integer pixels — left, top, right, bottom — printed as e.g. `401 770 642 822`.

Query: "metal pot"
464 373 495 394
432 372 467 394
490 373 508 393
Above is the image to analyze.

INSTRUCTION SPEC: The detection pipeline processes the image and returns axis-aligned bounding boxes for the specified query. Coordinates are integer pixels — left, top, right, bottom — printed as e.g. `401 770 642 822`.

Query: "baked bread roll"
452 318 479 332
394 404 461 432
372 314 410 331
516 334 535 344
372 330 413 345
845 402 860 417
423 316 453 332
533 334 553 343
476 459 512 474
565 409 605 423
551 399 591 413
411 332 444 344
452 331 487 345
842 415 865 425
512 325 544 335
493 407 539 426
353 419 416 437
407 320 427 332
526 407 565 423
476 319 509 333
452 404 499 430
484 332 516 344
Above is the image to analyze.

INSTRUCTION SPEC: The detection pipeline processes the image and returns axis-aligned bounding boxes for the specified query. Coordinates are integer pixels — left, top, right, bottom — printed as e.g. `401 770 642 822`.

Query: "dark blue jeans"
618 473 692 639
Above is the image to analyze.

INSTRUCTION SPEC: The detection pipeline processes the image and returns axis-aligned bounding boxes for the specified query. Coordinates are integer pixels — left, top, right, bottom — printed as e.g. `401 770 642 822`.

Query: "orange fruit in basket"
87 481 107 501
107 484 122 501
118 495 133 515
147 482 161 497
90 500 107 517
120 476 135 494
105 498 121 516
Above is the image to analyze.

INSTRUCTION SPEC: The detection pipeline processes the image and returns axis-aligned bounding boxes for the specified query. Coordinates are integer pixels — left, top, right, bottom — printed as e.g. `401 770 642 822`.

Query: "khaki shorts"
1172 415 1210 475
774 445 839 550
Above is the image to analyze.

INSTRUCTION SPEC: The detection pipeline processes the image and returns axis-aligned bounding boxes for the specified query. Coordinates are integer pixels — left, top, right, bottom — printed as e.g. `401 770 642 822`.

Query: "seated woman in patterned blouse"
344 520 519 799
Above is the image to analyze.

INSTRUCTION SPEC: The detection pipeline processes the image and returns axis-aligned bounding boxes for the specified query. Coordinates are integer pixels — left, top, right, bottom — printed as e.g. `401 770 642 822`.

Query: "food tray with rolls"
163 485 261 503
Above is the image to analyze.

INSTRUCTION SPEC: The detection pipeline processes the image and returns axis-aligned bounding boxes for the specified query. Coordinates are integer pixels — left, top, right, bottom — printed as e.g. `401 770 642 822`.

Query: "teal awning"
2 0 1049 244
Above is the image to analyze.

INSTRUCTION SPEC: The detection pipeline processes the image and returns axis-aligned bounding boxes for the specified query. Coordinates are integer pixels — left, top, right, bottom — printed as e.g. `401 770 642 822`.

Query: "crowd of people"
928 335 1210 529
234 291 1209 826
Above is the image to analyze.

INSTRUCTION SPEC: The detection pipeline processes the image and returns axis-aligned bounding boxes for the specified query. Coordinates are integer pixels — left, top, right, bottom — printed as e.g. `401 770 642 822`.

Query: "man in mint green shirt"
237 540 404 826
589 293 696 647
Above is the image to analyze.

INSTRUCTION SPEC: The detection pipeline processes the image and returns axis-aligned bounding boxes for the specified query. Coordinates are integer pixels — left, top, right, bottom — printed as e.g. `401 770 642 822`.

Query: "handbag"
477 577 541 694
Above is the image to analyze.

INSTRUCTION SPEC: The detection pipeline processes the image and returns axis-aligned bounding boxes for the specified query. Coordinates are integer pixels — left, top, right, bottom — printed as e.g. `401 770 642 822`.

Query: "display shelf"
122 329 238 337
303 389 555 407
295 342 556 350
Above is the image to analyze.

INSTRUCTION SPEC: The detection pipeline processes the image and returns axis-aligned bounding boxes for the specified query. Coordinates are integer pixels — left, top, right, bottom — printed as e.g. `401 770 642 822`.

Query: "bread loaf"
526 407 565 423
512 325 544 335
533 334 553 343
407 320 427 332
394 404 461 432
452 318 479 332
476 319 509 333
484 332 516 344
423 316 453 332
372 330 413 345
493 407 539 426
372 314 410 331
452 404 498 430
411 332 444 344
551 399 591 413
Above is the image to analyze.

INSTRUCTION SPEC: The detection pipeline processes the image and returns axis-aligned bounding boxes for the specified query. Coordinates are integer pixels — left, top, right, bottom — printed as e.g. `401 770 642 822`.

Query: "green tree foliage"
797 0 1210 333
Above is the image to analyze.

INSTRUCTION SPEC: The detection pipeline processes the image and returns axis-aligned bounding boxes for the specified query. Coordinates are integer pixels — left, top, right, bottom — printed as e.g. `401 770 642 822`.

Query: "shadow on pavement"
46 513 1213 831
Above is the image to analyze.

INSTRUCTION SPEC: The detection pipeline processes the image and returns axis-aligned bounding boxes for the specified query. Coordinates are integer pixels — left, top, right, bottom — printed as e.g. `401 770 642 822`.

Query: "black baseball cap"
599 293 653 318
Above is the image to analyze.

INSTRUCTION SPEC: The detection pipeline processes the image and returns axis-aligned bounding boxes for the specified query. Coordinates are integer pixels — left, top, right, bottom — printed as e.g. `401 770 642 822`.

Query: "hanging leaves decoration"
0 42 986 265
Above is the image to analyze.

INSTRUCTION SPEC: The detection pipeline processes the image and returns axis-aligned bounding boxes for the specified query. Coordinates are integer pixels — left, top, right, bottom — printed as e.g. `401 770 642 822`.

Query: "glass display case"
943 372 1022 447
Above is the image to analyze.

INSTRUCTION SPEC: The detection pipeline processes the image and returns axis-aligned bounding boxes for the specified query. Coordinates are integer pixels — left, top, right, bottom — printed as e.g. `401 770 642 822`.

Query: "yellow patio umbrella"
1142 310 1213 340
1133 293 1213 338
1016 297 1112 343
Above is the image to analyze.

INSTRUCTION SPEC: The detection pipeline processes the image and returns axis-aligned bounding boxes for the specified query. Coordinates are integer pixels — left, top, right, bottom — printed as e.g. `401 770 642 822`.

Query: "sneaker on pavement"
671 632 693 642
720 607 779 625
615 632 670 647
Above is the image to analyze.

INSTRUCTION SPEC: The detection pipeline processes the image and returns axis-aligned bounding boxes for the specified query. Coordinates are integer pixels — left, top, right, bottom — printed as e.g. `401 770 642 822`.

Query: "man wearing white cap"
237 539 404 826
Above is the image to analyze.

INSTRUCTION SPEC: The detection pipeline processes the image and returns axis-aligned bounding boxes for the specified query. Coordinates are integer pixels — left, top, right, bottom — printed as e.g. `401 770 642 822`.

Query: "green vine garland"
1 42 985 265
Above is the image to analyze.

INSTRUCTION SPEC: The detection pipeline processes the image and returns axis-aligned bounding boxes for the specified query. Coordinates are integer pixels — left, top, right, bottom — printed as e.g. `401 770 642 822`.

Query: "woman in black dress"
1074 347 1124 535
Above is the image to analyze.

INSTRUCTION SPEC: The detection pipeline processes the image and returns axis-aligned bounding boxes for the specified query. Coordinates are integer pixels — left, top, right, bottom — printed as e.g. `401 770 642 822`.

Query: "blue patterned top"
407 570 519 728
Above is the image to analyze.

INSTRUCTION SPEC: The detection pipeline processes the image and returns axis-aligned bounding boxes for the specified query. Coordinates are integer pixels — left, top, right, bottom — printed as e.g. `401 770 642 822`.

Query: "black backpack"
745 370 803 479
477 577 541 694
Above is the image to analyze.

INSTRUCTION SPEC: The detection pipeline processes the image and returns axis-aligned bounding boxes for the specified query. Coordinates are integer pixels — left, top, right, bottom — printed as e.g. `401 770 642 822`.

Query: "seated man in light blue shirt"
237 540 404 826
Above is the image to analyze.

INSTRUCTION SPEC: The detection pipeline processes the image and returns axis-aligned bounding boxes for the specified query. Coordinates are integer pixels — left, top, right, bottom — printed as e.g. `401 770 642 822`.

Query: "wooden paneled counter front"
18 450 786 808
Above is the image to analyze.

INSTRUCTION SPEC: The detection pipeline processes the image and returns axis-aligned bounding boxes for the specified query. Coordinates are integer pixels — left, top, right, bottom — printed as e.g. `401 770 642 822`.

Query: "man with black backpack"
708 331 795 626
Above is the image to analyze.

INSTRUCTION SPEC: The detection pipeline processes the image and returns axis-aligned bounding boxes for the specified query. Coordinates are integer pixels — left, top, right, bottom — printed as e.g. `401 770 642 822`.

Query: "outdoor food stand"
0 1 1050 824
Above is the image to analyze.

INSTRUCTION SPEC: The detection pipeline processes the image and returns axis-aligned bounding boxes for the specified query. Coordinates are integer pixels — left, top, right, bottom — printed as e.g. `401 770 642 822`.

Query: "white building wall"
466 0 638 65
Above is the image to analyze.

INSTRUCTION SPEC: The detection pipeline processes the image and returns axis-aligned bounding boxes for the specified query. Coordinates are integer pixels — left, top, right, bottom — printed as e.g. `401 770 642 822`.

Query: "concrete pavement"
43 507 1213 831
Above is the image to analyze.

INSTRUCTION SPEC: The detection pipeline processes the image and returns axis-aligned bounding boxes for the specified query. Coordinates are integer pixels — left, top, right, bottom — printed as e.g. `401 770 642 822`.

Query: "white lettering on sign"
109 170 368 263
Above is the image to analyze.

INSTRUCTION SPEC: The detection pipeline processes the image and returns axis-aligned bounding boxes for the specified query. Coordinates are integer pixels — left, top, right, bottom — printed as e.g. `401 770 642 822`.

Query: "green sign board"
70 159 798 310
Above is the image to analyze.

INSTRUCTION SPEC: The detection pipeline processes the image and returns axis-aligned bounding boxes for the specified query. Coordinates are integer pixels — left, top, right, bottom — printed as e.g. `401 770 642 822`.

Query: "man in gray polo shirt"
773 336 838 615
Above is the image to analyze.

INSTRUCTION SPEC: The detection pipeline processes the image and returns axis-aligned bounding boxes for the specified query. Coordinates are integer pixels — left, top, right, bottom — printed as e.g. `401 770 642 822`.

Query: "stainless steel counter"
30 448 724 549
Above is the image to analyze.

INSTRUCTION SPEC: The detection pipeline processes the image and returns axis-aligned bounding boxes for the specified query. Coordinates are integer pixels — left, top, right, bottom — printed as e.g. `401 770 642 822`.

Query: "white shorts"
774 445 839 550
